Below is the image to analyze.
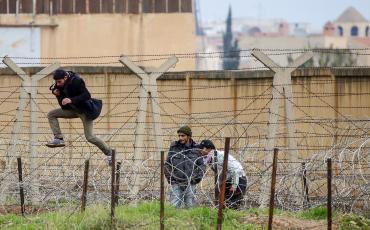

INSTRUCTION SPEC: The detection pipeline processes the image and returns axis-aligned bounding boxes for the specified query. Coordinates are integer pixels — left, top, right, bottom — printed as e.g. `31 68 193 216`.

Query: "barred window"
0 0 193 15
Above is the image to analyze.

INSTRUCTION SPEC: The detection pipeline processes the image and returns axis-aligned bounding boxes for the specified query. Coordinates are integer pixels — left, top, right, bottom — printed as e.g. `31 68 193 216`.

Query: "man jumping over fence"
46 69 113 165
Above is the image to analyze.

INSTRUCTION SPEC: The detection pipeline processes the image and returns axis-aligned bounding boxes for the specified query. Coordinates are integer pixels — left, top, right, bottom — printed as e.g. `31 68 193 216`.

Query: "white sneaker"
46 139 65 148
106 154 112 166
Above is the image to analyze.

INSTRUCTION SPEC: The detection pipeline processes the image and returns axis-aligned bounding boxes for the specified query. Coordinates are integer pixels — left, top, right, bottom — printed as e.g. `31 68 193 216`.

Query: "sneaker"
106 155 113 166
46 138 65 148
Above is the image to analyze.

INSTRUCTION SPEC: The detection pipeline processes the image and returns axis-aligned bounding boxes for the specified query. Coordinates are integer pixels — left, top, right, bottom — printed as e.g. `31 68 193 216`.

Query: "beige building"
332 6 370 37
0 0 196 70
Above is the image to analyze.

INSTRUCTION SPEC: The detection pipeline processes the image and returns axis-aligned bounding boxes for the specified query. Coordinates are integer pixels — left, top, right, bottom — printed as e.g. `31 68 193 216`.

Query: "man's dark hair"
199 139 215 150
53 69 67 80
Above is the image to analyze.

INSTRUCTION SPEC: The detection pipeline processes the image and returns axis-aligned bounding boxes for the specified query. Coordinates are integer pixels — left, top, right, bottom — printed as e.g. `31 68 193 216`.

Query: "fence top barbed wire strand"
2 47 370 71
2 47 370 59
0 77 369 90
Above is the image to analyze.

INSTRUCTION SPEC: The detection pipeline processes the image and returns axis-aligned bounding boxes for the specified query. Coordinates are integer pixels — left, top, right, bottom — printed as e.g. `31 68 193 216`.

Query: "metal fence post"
17 157 25 216
268 148 279 230
327 158 332 230
115 162 121 206
81 160 89 212
217 137 230 230
160 151 165 230
214 151 219 206
302 162 310 209
111 149 116 228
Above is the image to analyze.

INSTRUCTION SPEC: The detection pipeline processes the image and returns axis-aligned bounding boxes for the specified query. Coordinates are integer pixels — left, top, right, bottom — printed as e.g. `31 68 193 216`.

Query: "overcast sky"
198 0 370 31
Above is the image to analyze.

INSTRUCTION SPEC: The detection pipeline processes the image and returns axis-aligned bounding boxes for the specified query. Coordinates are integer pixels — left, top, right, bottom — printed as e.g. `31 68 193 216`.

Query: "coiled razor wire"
0 115 368 215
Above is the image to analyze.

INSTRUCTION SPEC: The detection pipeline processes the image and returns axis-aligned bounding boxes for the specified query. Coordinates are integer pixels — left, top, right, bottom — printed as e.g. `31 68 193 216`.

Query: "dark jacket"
164 139 205 185
51 71 102 120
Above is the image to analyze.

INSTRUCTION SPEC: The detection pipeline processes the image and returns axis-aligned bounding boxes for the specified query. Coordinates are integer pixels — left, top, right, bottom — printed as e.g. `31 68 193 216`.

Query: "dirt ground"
243 215 339 230
0 205 52 215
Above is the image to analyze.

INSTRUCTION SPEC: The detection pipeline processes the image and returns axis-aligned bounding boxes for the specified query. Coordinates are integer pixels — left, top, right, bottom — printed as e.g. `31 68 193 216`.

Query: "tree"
223 6 240 70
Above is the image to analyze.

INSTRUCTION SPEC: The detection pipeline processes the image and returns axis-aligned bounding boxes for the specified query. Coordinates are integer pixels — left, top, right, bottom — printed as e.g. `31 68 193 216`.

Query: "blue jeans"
169 184 196 208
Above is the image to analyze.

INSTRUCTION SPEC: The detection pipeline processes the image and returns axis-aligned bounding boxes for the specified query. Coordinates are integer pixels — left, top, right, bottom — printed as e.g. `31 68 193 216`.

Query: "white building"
333 7 370 38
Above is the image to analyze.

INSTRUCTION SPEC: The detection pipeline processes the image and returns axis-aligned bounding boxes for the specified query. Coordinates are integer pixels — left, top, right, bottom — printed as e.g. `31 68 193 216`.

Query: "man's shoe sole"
46 144 65 148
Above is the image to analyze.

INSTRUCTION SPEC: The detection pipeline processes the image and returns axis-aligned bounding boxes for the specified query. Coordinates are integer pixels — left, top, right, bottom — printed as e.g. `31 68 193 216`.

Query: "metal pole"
81 160 89 212
115 162 121 206
268 148 279 230
302 162 310 209
217 137 230 230
160 151 165 230
327 158 332 230
111 149 116 228
214 152 219 206
17 157 25 216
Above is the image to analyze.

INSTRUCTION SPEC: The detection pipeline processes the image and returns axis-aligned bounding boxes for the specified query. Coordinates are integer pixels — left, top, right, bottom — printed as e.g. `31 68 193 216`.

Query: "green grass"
340 214 370 230
297 206 334 220
1 202 369 230
297 207 370 230
0 202 258 230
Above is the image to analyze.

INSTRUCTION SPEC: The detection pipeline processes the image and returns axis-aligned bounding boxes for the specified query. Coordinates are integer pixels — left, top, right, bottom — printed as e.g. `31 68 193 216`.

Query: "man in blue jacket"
164 126 205 208
46 69 112 165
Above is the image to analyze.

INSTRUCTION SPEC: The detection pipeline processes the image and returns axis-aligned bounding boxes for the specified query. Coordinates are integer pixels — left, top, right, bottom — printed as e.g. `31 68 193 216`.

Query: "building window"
351 26 358 36
366 26 370 37
337 26 343 36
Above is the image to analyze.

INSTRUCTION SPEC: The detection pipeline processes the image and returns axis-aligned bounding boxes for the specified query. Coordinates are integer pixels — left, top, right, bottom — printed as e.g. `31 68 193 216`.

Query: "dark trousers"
224 176 247 209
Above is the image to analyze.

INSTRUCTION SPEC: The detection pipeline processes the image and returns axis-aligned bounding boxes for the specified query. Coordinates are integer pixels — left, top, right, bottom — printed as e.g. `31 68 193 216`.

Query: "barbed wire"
0 78 369 90
2 47 370 60
0 55 369 217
